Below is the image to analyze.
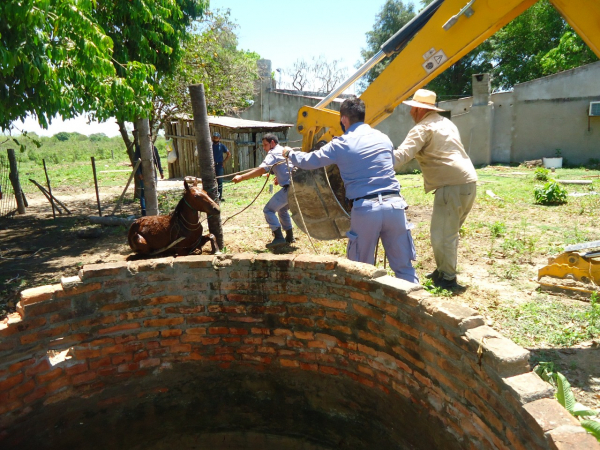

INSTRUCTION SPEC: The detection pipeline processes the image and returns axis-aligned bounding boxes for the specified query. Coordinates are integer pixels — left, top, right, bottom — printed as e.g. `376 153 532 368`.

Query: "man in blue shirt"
212 132 231 201
232 133 295 249
283 96 418 283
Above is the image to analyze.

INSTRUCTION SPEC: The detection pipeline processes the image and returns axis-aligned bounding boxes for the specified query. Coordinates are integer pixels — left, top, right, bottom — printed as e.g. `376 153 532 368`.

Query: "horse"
128 179 220 256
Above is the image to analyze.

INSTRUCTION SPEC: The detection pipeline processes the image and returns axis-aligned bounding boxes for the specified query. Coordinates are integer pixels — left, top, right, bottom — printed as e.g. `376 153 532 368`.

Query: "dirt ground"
1 179 599 412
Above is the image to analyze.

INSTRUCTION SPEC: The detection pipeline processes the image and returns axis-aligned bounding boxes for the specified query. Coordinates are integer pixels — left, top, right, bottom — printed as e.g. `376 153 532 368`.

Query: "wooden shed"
164 115 293 179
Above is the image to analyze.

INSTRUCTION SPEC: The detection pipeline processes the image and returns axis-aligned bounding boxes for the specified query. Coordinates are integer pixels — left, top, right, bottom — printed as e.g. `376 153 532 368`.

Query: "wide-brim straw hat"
403 89 445 111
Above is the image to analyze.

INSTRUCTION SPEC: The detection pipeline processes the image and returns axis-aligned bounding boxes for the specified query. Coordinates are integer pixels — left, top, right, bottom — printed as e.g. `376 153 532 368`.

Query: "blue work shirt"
259 144 293 186
212 142 229 165
287 122 400 200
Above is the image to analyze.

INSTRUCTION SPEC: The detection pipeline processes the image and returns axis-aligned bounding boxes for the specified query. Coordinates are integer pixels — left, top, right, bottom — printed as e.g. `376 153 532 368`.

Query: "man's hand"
282 147 292 158
160 173 165 180
232 175 243 184
274 177 279 186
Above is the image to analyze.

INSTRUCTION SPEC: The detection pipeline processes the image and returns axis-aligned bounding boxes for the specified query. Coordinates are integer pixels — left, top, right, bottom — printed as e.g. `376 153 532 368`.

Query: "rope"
220 161 287 226
285 154 319 255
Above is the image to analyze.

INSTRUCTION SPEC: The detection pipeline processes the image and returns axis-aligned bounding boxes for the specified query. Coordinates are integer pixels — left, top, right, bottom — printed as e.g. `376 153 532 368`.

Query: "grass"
6 151 600 348
1 132 167 195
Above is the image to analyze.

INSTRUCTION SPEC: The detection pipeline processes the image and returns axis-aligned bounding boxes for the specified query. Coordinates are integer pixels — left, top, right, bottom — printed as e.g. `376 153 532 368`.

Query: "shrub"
534 167 550 181
534 181 567 205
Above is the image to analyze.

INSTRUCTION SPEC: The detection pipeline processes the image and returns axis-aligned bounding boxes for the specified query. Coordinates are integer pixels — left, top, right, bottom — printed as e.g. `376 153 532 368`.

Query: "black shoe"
285 229 296 243
220 197 225 202
433 277 467 292
266 227 287 249
425 269 440 280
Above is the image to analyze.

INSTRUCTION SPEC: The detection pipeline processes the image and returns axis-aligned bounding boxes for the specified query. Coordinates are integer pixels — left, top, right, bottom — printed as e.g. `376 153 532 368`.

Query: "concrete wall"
437 62 600 165
248 60 600 166
511 61 600 165
2 254 598 449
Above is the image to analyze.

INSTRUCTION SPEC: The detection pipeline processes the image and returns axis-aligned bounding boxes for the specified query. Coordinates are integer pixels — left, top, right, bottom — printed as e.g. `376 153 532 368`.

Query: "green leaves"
556 372 576 413
534 180 568 205
359 0 597 97
581 420 600 442
1 0 207 132
535 363 600 442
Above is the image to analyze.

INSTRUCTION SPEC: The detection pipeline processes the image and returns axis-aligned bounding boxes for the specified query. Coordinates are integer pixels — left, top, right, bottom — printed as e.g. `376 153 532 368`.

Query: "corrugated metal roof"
173 114 293 130
208 116 293 130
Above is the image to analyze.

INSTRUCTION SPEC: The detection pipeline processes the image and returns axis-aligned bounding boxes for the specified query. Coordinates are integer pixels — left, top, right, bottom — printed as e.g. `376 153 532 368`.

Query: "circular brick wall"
1 254 597 449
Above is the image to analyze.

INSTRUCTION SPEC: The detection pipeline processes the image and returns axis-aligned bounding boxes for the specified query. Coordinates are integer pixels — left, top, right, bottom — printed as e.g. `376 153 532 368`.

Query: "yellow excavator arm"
296 0 600 152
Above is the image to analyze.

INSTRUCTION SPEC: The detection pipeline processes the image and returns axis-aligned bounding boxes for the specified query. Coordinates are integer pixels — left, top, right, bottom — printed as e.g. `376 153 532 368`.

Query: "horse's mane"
171 196 186 218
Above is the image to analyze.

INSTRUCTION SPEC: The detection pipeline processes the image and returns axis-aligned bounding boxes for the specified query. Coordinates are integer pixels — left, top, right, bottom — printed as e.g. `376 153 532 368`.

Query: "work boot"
285 228 296 243
433 276 467 292
425 269 440 280
266 227 286 249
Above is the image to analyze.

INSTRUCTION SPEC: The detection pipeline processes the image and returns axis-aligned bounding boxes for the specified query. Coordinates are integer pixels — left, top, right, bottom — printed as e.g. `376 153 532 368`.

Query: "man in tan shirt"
394 89 477 291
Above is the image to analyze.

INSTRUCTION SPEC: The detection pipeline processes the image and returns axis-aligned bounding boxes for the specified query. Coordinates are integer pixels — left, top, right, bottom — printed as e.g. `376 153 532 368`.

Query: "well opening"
1 254 596 449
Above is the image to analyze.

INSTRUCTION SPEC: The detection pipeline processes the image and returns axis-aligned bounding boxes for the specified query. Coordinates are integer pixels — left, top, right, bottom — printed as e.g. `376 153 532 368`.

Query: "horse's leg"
131 233 151 254
205 233 220 255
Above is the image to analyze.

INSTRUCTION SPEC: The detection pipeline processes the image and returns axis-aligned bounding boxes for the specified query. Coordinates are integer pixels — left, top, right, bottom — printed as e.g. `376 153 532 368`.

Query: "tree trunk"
117 119 142 200
188 83 223 249
7 149 26 214
135 118 159 216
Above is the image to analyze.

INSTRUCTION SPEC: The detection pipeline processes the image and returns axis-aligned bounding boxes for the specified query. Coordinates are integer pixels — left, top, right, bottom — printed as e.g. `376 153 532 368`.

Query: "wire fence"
0 153 18 218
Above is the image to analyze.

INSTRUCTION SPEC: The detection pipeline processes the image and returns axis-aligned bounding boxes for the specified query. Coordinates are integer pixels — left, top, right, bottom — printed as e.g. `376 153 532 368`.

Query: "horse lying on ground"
128 180 220 256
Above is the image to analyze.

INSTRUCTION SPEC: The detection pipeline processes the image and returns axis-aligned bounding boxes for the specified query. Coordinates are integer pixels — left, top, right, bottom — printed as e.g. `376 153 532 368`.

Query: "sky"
14 0 419 138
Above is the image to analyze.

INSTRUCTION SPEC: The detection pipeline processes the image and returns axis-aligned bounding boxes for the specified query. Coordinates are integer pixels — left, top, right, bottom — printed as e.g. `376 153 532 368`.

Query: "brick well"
0 254 597 449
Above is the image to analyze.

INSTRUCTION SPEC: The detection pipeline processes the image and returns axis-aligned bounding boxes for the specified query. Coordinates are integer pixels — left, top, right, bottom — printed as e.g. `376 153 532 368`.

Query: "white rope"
285 154 319 255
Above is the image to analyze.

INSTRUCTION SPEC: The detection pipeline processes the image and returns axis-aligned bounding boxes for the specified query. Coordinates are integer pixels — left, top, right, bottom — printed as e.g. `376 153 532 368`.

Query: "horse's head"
184 180 220 215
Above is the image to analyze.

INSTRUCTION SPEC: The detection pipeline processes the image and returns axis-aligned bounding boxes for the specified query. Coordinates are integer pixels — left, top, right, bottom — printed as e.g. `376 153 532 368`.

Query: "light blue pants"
346 196 418 283
263 187 292 231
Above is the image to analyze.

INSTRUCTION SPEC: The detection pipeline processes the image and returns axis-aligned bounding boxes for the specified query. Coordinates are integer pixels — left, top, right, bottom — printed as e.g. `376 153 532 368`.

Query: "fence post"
7 149 26 214
42 159 56 219
91 157 102 216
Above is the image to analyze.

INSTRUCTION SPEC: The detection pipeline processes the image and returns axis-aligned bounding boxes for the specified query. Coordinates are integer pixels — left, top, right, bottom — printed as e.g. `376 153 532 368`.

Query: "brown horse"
128 180 220 256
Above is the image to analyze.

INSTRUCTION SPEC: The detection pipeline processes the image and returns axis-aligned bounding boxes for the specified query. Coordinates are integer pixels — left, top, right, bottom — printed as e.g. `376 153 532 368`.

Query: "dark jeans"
139 175 158 216
215 164 224 199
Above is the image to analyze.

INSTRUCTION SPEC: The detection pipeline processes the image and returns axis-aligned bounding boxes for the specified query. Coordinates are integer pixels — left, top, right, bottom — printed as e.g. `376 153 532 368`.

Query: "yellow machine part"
537 252 600 294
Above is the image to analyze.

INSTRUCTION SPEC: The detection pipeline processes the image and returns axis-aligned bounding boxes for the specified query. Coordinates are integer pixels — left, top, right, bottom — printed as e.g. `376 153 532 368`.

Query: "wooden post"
135 118 159 216
7 149 25 214
189 83 223 249
91 157 102 216
42 159 56 219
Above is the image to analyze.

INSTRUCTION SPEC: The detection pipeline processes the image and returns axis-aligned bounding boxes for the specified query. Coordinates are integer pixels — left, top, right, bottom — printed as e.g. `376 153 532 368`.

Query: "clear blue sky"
15 0 420 137
209 0 419 76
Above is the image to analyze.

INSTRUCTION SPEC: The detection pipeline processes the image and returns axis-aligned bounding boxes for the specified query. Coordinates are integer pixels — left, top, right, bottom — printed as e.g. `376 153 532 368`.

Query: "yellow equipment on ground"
538 241 600 295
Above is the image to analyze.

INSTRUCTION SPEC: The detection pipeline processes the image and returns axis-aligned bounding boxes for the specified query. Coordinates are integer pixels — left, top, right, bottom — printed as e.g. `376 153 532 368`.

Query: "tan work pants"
430 182 477 280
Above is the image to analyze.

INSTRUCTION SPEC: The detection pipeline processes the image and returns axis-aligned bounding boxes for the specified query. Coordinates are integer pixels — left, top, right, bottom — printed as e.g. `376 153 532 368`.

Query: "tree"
487 0 567 90
54 132 70 142
540 30 598 76
281 56 348 93
358 0 416 91
89 0 208 160
151 9 260 137
1 0 117 130
358 0 596 99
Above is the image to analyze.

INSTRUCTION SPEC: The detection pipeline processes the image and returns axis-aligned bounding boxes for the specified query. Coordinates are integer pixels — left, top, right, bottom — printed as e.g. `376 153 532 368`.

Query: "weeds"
534 181 568 205
534 167 550 181
422 278 452 297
